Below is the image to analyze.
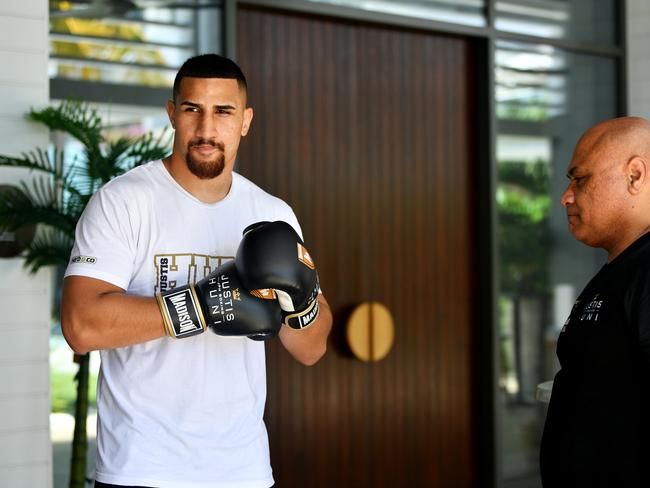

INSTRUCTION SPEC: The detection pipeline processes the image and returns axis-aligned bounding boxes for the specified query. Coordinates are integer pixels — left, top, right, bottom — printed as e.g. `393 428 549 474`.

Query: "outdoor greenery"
51 367 98 414
0 99 169 488
497 159 552 295
497 159 552 395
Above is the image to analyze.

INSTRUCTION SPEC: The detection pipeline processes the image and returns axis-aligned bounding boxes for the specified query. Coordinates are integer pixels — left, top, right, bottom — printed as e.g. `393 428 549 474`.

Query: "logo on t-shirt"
561 300 580 333
71 255 97 264
579 294 603 322
154 253 233 294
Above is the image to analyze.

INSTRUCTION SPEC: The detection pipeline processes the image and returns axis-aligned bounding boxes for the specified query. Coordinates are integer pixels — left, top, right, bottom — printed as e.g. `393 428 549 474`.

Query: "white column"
627 0 650 118
0 0 53 487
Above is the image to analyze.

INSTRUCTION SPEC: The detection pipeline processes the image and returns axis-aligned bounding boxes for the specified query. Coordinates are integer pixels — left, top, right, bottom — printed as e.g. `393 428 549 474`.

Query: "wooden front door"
237 6 478 487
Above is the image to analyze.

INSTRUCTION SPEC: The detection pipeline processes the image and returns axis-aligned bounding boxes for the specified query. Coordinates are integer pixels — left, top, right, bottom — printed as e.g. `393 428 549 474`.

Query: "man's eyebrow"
179 101 237 111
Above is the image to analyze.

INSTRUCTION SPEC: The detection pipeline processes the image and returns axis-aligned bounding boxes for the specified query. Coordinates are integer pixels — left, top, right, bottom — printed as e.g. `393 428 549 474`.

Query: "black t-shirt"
540 232 650 487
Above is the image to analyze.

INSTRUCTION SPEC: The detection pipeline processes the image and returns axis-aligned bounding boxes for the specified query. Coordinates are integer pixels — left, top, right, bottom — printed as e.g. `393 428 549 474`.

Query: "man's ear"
166 99 176 129
627 156 647 194
241 107 253 137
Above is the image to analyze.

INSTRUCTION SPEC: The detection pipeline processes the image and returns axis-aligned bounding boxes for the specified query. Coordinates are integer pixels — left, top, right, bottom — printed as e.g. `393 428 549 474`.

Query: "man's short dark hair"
173 54 247 100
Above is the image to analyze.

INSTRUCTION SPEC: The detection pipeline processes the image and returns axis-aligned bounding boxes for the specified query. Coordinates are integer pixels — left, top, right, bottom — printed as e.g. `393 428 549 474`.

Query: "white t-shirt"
65 160 302 488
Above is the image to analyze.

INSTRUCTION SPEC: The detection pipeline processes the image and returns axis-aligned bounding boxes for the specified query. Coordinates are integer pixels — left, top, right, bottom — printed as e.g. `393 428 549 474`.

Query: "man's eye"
185 107 199 112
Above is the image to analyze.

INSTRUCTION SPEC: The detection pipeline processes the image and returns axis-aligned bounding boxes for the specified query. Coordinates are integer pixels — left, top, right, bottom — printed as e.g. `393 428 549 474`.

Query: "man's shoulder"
233 172 291 209
99 160 162 197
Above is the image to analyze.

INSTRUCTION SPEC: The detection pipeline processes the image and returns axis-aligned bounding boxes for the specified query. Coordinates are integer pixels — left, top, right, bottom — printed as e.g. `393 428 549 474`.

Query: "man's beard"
186 138 226 179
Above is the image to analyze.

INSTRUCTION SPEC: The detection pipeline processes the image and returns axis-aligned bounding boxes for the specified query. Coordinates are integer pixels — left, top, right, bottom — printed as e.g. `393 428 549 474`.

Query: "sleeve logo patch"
71 255 97 264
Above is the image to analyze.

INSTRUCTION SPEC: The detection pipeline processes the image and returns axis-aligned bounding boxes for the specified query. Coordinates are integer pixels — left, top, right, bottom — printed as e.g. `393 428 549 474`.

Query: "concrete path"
51 411 97 488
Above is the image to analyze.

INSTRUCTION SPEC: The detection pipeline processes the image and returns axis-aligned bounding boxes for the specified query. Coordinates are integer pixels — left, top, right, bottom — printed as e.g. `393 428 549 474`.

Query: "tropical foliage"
497 159 552 295
0 99 169 488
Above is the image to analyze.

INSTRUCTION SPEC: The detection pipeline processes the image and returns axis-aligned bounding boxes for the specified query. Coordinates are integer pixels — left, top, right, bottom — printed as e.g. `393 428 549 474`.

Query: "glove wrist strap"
156 284 206 338
283 298 320 330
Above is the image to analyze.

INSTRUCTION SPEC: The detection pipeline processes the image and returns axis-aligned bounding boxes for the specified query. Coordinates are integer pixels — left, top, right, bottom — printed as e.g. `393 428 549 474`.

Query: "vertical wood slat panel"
237 7 476 487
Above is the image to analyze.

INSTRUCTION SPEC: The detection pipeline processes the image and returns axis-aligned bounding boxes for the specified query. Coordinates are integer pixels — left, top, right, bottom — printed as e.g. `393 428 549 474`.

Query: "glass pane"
49 0 216 88
496 41 617 487
496 0 617 45
305 0 486 27
496 41 567 121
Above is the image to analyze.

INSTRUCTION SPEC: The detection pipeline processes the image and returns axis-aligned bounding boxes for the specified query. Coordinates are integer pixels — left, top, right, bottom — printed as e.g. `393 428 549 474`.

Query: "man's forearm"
61 276 167 354
279 294 332 366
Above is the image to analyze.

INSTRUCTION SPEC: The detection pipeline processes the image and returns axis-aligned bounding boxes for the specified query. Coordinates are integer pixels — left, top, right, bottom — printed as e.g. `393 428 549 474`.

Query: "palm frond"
22 228 74 274
30 100 102 152
0 148 85 199
0 181 78 235
81 144 119 186
60 155 86 200
2 98 167 277
0 185 31 231
0 147 61 176
103 136 135 180
124 129 171 170
65 190 91 221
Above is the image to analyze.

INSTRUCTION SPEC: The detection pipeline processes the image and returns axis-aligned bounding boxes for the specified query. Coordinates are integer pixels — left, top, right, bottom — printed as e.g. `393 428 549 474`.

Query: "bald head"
575 116 650 170
562 116 650 260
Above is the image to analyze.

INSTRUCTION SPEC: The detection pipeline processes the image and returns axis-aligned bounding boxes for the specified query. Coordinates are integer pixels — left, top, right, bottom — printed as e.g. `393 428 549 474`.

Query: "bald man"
540 117 650 487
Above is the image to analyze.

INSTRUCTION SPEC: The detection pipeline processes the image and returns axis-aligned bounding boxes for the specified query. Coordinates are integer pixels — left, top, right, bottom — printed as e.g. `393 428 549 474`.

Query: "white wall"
627 0 650 118
0 0 53 487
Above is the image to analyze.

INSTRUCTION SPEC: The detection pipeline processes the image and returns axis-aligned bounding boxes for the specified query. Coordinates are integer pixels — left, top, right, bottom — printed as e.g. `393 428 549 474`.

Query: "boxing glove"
156 260 282 341
235 221 320 330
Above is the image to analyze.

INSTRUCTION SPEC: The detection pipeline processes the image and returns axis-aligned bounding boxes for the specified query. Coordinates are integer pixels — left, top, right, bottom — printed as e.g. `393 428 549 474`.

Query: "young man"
540 117 650 487
61 54 332 488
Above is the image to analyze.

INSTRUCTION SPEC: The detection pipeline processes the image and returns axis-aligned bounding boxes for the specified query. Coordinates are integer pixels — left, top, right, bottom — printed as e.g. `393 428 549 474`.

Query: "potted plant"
0 99 169 488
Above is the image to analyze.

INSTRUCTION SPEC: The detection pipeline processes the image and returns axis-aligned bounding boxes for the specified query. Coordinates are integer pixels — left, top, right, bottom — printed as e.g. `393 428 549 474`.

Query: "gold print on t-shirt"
153 253 234 294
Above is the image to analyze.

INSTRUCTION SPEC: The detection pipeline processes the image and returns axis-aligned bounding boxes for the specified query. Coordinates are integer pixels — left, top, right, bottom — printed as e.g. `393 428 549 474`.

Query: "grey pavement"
51 412 97 488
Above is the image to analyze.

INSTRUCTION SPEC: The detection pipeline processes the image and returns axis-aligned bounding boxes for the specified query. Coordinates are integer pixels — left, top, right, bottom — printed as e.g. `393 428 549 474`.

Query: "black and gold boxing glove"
156 261 282 341
235 221 320 330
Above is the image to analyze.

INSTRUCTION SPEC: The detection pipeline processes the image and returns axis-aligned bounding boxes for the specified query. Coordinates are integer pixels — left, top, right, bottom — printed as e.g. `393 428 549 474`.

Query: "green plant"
497 159 552 295
51 366 98 414
497 159 552 401
0 99 169 488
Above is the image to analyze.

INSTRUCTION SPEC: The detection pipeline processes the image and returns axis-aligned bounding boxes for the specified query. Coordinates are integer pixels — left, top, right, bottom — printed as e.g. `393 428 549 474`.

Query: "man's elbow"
60 309 93 355
297 343 327 366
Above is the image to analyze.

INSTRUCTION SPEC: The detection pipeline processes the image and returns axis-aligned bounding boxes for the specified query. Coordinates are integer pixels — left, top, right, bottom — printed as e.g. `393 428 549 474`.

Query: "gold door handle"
346 302 395 362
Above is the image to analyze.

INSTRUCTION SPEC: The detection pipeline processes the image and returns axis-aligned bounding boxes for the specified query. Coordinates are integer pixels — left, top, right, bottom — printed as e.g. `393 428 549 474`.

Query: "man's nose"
560 184 574 207
197 113 217 137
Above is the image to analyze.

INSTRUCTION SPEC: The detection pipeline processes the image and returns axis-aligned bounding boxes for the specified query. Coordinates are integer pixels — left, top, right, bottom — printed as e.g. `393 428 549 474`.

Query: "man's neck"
162 156 233 204
606 224 650 262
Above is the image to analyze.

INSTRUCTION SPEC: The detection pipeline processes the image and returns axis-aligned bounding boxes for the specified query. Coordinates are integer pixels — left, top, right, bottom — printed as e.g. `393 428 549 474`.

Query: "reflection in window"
496 0 617 45
497 135 552 402
496 44 617 486
496 41 567 121
49 0 201 88
496 0 569 39
305 0 486 27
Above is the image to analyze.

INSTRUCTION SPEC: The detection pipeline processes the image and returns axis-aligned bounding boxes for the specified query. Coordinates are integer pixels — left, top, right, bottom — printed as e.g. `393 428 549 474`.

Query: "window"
304 0 486 26
496 0 618 44
496 40 617 485
49 0 222 106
